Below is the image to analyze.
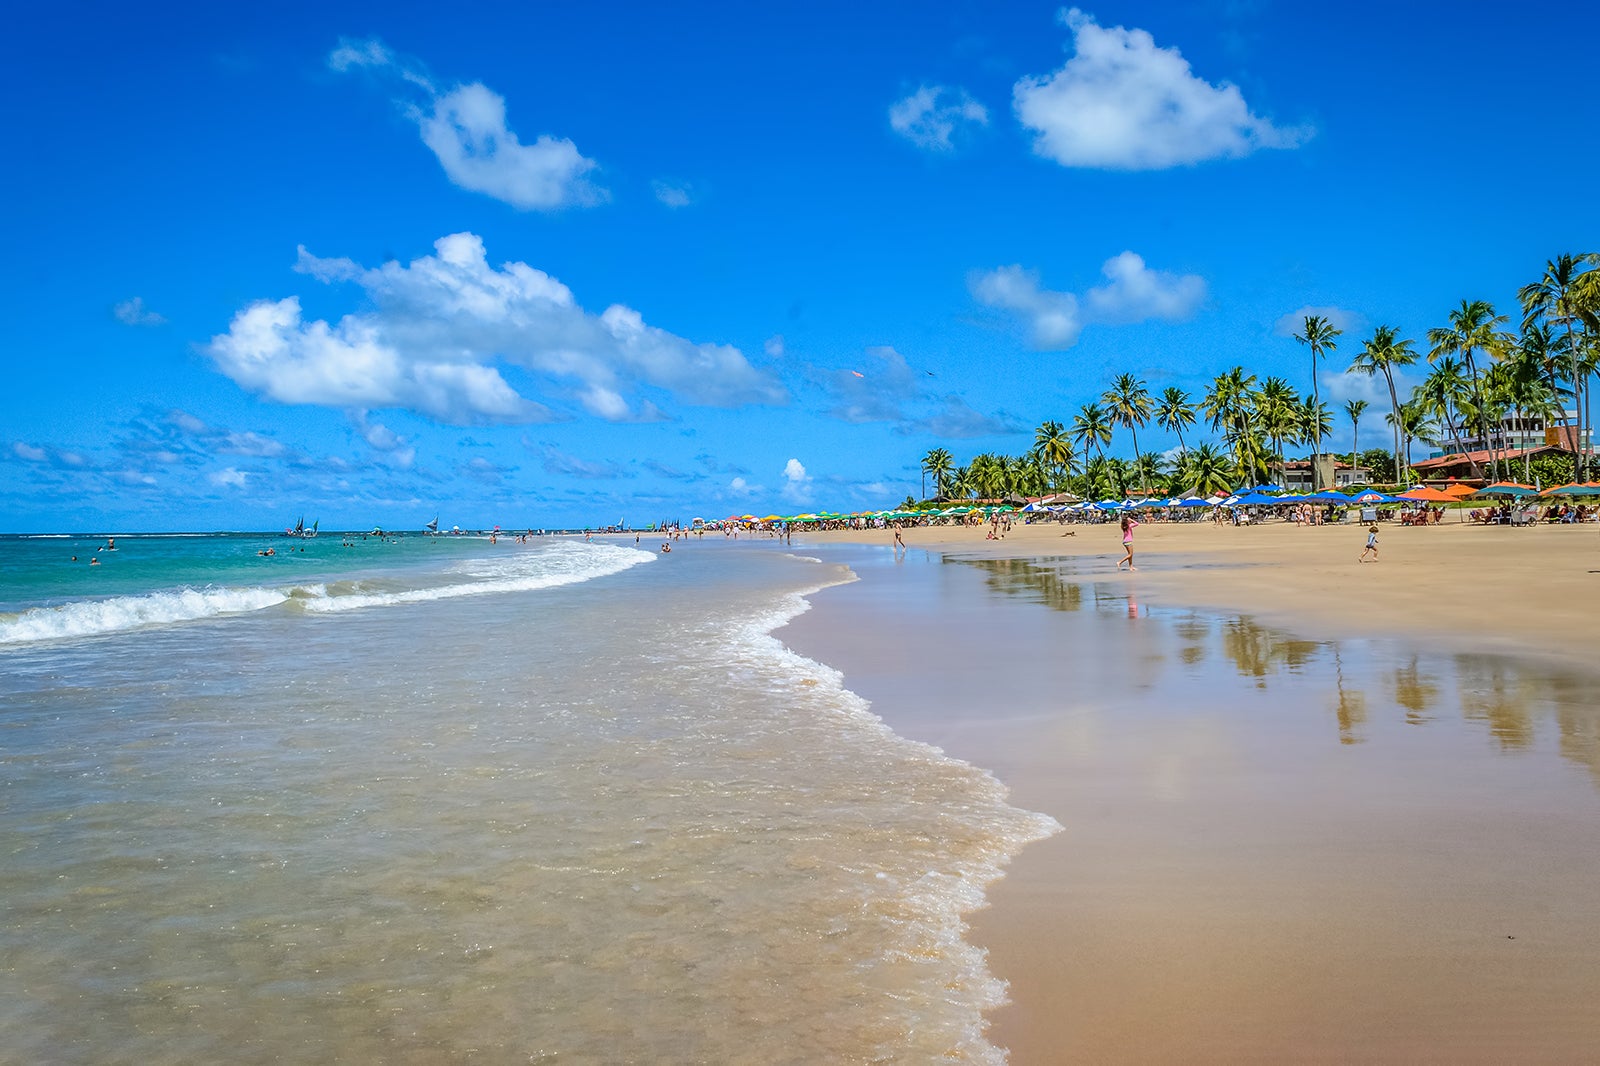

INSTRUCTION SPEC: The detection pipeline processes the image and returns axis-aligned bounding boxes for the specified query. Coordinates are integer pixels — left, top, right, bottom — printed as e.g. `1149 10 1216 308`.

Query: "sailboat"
286 515 305 537
304 519 319 539
424 516 439 534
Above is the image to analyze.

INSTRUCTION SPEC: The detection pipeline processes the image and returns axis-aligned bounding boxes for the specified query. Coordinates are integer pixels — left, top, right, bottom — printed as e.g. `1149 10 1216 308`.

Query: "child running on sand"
1117 514 1140 571
1358 524 1379 562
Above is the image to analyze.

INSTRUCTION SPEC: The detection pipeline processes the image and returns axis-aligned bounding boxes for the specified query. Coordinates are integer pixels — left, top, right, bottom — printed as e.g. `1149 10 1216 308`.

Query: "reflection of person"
1358 524 1379 562
1117 515 1140 571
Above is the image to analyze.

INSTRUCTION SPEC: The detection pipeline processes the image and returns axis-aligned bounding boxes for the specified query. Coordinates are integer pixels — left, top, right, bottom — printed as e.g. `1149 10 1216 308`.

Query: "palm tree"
1294 315 1343 485
1102 373 1153 478
1256 377 1298 484
1154 386 1196 455
1349 325 1420 486
920 447 953 500
1201 366 1258 473
1344 399 1368 476
1131 451 1165 496
1070 402 1112 463
1427 299 1508 480
1520 255 1593 479
1414 356 1474 459
1177 442 1235 497
1031 420 1074 490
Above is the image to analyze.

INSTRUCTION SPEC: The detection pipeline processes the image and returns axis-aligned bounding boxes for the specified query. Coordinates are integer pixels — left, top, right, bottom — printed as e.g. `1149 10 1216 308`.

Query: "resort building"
1282 459 1370 491
1432 410 1590 457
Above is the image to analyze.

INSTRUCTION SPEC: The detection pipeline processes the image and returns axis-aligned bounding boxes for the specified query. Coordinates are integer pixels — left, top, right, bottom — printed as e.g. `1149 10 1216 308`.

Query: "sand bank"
801 519 1600 665
779 529 1600 1063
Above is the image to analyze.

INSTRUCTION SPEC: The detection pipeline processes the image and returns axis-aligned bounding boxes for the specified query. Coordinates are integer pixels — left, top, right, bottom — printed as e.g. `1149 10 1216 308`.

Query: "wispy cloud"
328 37 604 210
651 179 693 208
970 252 1205 349
1013 8 1310 170
113 297 166 326
889 84 989 151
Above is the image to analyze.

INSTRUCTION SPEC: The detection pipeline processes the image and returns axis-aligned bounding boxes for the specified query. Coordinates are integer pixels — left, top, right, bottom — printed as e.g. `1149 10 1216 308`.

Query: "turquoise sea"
0 532 1054 1063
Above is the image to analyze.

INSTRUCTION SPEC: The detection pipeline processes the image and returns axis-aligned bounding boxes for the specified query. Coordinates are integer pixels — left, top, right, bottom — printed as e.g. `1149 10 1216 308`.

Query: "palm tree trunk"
1383 368 1403 486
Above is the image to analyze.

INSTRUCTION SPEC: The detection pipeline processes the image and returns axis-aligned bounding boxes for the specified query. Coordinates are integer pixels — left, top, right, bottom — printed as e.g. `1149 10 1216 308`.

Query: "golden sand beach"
782 519 1600 1063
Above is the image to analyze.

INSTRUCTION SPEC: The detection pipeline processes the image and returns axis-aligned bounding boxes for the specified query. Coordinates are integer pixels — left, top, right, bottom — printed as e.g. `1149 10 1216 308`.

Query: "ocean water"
0 533 1055 1064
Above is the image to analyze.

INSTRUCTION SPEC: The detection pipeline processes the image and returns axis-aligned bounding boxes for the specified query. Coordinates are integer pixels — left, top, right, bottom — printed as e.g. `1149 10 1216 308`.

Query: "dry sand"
781 518 1600 1063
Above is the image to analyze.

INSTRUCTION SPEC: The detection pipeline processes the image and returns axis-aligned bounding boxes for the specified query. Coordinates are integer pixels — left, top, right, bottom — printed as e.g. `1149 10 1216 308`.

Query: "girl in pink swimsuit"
1118 514 1140 571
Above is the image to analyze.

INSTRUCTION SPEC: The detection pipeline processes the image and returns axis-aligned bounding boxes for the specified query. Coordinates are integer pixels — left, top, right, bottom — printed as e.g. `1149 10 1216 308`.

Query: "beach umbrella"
1440 483 1479 498
1177 496 1212 507
1244 482 1285 493
1351 491 1399 504
1474 483 1541 498
1229 491 1292 506
1398 487 1461 503
1303 490 1354 503
1540 482 1600 498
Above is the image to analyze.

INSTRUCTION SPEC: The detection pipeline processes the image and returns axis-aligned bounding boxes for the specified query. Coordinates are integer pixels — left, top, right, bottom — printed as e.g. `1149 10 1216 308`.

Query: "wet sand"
780 528 1600 1063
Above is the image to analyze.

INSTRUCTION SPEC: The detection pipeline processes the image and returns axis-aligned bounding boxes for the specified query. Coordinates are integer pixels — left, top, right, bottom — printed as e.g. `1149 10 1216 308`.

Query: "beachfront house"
1282 459 1370 492
1441 409 1591 456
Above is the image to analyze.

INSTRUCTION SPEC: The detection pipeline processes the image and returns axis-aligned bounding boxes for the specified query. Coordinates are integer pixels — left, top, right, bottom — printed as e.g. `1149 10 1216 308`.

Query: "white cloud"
329 38 602 210
971 252 1204 349
782 458 813 503
1273 304 1365 339
209 467 249 489
727 475 760 497
12 442 47 462
915 397 1028 439
889 84 989 150
764 335 785 358
207 232 785 424
1084 251 1207 324
971 265 1082 348
651 180 692 208
816 346 923 423
114 297 166 326
1013 8 1310 170
418 83 603 210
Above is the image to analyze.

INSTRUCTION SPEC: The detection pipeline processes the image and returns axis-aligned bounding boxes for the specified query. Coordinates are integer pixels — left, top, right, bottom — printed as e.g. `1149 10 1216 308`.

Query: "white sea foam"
0 542 654 645
0 586 290 645
299 542 652 613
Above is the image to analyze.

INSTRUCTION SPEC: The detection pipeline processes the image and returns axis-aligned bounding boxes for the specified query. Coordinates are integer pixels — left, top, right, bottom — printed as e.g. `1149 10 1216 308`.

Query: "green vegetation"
916 253 1600 499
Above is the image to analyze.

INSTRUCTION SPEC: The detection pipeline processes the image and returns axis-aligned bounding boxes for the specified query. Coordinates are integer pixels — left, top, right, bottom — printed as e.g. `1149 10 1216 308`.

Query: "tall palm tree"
1520 254 1593 479
1344 399 1368 476
1414 356 1474 459
1294 315 1343 485
1102 373 1153 478
920 447 953 500
1031 420 1074 490
1256 377 1298 484
1071 402 1112 463
1201 366 1258 473
1349 325 1420 486
1427 299 1507 480
1154 386 1196 455
1131 451 1164 496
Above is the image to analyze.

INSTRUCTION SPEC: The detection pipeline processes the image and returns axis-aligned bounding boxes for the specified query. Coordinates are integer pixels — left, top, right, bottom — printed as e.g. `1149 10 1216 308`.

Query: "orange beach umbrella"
1398 487 1462 503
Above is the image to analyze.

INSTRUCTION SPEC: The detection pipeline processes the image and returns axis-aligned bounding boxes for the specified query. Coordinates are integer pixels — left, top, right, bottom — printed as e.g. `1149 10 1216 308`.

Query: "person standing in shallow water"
1118 514 1140 571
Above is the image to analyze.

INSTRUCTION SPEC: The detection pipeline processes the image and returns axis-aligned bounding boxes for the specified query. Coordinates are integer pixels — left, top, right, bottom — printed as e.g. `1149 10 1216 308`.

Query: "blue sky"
5 1 1597 531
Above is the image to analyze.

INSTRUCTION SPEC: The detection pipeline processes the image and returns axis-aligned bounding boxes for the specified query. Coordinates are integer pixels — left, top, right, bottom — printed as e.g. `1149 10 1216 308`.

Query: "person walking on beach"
1358 524 1379 563
893 529 906 554
1117 514 1140 571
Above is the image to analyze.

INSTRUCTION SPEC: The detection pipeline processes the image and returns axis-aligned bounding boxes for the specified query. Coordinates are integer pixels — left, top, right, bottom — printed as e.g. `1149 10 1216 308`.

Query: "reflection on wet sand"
952 555 1600 789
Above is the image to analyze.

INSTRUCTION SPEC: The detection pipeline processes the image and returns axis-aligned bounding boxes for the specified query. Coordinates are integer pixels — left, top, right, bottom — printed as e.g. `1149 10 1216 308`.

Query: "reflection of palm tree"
1294 315 1343 484
1332 648 1367 745
1392 655 1439 724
